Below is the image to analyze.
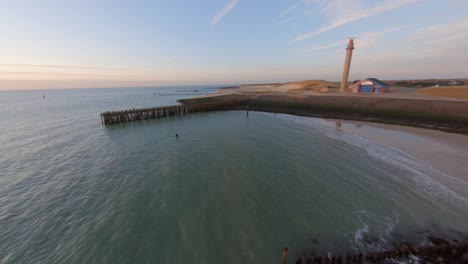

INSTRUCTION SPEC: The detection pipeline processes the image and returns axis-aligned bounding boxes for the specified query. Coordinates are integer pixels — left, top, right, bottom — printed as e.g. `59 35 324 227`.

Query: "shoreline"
179 93 468 135
322 118 468 182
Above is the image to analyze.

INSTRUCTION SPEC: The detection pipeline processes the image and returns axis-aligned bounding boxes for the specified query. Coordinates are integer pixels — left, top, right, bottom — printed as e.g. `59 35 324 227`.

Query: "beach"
197 82 468 102
325 119 468 182
2 87 468 263
4 0 468 262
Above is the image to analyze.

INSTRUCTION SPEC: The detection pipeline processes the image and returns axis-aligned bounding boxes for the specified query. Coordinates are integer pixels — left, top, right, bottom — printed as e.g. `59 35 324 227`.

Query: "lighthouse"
339 39 355 92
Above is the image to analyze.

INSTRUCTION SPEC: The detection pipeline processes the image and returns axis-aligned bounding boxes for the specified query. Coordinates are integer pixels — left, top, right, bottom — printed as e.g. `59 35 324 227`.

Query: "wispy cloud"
0 64 153 82
298 40 346 53
409 18 468 43
211 0 240 27
358 27 402 48
297 26 405 54
277 17 295 25
352 19 468 78
280 3 301 16
291 0 417 43
0 64 145 72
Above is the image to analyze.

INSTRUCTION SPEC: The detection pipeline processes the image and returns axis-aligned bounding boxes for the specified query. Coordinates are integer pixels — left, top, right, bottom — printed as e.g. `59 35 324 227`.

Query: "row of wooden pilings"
281 237 468 264
100 101 246 126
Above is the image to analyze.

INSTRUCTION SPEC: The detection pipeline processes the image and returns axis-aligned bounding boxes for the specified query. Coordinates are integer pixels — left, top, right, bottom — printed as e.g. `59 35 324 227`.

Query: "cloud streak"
291 0 417 43
357 27 401 48
296 25 407 55
299 40 346 53
211 0 240 27
410 18 468 43
0 64 145 72
277 17 294 25
280 3 301 16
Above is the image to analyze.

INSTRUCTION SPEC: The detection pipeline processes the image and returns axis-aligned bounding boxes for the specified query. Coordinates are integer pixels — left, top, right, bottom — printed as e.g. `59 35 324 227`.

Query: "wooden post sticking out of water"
247 105 249 118
282 247 288 264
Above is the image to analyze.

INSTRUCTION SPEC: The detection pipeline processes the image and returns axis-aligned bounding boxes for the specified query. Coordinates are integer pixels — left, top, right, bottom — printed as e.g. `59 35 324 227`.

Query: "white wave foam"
323 124 468 208
354 210 371 245
271 113 468 209
351 210 401 252
379 213 400 245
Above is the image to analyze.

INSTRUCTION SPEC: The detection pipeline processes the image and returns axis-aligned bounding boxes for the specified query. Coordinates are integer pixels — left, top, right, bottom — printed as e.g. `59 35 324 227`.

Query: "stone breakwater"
289 236 468 264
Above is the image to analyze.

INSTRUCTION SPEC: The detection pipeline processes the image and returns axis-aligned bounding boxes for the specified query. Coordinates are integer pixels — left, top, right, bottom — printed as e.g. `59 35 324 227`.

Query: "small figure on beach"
175 134 179 139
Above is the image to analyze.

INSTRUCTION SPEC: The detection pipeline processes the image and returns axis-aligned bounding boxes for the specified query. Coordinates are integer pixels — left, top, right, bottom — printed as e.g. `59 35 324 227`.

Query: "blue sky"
0 0 467 89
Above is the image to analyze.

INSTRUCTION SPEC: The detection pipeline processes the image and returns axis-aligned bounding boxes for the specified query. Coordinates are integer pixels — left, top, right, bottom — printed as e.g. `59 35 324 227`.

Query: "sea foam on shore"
273 113 468 207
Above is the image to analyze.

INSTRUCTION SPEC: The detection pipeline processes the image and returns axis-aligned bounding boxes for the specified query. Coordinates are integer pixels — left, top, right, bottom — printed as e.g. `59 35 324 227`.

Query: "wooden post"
282 247 288 264
247 105 249 118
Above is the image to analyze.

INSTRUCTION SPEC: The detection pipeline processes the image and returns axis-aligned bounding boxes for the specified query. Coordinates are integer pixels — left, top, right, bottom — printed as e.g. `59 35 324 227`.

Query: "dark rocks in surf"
293 237 468 264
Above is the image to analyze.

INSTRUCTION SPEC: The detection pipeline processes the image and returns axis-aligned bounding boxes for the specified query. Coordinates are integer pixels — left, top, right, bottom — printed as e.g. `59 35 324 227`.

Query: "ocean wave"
323 123 468 208
272 113 468 208
350 210 401 252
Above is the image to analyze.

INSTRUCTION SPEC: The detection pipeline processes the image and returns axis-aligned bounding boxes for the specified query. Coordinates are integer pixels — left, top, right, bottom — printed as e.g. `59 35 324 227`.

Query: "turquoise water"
1 87 468 263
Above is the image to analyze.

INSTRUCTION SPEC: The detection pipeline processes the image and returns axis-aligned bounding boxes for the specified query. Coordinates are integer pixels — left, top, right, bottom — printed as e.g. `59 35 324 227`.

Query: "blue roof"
366 78 389 88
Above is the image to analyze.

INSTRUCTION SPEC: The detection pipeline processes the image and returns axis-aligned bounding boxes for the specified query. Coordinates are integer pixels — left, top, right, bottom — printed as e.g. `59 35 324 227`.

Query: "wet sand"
328 119 468 182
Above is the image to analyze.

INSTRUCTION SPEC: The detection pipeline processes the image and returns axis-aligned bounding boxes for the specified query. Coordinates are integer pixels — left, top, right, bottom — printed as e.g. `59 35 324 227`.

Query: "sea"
1 86 467 263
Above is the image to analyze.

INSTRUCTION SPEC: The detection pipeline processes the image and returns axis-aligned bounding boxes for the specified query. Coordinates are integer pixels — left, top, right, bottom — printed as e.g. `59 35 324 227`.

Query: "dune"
419 86 468 99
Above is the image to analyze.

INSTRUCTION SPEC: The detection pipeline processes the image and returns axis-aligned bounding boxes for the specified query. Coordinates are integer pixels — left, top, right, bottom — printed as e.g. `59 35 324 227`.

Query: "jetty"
100 100 247 125
100 93 468 135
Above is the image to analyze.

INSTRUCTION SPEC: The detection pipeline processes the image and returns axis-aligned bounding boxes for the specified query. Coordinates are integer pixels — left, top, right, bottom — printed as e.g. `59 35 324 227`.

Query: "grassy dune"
287 80 340 93
419 86 468 99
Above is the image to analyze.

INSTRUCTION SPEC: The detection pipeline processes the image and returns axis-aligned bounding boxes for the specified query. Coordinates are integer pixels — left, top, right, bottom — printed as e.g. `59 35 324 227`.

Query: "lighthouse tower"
339 39 355 92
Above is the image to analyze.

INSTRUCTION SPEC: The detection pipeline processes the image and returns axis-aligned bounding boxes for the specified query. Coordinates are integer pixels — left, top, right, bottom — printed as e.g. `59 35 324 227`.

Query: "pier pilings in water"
100 101 246 126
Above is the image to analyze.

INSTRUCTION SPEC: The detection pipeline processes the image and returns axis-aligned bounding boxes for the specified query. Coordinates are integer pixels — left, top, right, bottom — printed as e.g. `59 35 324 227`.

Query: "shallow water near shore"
1 87 468 263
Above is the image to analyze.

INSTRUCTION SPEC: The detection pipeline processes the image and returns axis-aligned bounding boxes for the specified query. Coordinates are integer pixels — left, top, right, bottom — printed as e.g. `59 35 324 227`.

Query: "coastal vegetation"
385 79 468 88
419 86 468 99
287 80 340 92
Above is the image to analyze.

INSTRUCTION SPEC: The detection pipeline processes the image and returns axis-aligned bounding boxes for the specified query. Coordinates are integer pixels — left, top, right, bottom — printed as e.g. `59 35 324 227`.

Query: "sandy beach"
326 119 468 182
196 82 468 102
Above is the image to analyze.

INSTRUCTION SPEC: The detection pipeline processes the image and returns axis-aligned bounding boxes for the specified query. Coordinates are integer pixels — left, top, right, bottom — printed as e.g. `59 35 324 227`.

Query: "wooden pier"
100 101 245 126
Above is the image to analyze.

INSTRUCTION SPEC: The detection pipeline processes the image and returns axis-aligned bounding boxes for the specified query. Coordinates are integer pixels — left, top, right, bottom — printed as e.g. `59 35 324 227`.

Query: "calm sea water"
1 86 468 263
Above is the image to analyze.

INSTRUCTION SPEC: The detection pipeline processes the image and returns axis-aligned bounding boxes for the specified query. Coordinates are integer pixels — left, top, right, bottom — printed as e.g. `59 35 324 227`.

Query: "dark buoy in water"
175 134 179 139
43 95 45 99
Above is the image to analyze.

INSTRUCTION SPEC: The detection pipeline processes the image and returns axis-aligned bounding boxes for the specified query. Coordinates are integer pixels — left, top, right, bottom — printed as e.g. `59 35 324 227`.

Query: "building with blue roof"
348 78 389 93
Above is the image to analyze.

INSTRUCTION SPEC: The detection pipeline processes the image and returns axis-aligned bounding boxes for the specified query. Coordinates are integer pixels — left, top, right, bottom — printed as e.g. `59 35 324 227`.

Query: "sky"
0 0 467 90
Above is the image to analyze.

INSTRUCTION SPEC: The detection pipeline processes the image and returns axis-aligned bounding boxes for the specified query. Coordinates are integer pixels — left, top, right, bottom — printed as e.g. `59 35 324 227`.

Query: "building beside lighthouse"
339 39 389 93
348 78 389 93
